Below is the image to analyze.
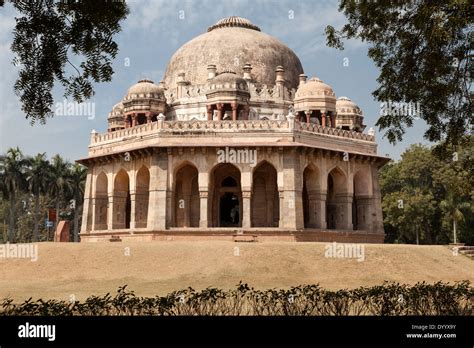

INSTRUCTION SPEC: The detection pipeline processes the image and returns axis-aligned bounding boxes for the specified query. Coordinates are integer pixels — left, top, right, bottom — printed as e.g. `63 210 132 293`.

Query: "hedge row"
2 281 472 316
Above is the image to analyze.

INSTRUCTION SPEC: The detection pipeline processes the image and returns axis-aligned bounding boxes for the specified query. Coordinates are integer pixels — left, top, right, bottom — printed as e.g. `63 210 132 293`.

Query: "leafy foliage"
326 0 473 146
5 0 128 123
380 139 473 244
1 282 472 316
0 147 86 243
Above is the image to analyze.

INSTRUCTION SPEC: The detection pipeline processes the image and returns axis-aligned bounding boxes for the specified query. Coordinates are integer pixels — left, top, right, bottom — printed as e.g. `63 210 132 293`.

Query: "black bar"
0 316 472 346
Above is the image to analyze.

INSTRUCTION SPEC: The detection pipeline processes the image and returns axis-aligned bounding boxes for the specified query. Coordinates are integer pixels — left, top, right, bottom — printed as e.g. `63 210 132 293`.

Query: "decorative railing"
90 117 375 145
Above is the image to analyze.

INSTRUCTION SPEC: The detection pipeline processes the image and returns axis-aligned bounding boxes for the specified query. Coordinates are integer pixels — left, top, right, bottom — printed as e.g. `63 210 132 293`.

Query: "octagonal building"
78 16 389 243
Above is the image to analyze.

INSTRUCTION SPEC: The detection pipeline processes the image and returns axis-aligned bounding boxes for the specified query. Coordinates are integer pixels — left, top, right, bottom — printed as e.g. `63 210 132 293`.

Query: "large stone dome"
163 16 304 90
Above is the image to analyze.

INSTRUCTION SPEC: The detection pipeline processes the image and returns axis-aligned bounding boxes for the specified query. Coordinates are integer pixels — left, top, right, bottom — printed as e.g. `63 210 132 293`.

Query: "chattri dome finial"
208 16 261 32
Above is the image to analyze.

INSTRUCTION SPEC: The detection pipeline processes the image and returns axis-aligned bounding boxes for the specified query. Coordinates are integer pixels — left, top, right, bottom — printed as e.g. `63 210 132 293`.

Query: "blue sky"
0 0 431 162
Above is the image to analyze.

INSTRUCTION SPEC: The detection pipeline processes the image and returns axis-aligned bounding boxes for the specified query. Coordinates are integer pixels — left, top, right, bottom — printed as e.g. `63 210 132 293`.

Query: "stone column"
106 196 113 230
315 191 327 229
278 190 285 228
206 105 213 121
330 113 336 128
305 110 311 123
281 149 304 229
131 113 137 127
321 111 326 128
147 150 168 230
198 171 209 228
231 102 238 121
336 193 353 230
241 167 252 228
242 191 252 228
81 170 92 233
128 190 136 229
216 103 224 121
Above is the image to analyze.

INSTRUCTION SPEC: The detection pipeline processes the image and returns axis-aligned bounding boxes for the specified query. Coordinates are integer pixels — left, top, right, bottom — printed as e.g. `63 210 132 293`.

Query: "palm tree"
48 155 72 240
440 191 471 244
26 153 51 242
0 147 28 242
69 164 87 242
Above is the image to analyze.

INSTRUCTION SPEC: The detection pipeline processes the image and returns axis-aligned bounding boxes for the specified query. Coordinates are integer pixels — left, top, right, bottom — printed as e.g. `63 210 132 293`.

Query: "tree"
325 0 473 147
0 147 28 242
48 154 72 239
68 163 86 242
4 0 129 123
26 153 51 242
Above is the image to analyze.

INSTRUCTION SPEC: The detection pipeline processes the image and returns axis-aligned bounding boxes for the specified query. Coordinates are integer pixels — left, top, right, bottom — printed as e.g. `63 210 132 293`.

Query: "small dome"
336 96 362 116
293 76 336 113
107 102 123 119
295 77 335 99
124 79 164 100
208 71 248 92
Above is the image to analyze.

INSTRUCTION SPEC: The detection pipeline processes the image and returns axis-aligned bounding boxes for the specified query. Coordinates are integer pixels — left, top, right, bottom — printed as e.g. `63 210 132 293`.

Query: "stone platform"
80 228 385 244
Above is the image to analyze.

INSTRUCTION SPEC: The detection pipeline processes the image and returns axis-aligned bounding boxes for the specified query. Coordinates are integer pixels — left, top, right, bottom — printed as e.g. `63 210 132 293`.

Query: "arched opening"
210 163 242 227
326 167 346 230
302 165 321 228
113 169 131 229
174 164 200 227
135 166 150 228
95 172 108 230
353 170 370 231
251 161 279 227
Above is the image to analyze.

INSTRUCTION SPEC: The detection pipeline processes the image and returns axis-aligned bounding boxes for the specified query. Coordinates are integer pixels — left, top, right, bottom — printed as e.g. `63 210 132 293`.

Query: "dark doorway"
220 192 240 227
125 192 131 229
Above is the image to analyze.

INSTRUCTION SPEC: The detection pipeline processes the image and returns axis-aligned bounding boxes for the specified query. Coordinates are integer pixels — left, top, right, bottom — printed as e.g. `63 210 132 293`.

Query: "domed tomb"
163 16 304 91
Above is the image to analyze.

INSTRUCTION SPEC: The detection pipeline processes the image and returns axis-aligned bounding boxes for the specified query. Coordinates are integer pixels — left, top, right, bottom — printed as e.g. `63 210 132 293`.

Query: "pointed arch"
135 166 150 228
210 163 242 227
113 169 131 229
174 163 199 227
94 172 108 230
251 161 279 227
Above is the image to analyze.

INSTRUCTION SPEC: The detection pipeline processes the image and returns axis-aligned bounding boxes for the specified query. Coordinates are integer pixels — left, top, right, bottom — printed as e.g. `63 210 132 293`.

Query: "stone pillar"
199 191 208 228
123 115 129 128
336 193 353 230
131 113 137 127
241 167 252 228
278 190 285 228
146 112 152 124
242 191 252 228
81 170 93 233
281 149 304 229
198 171 209 228
231 102 238 121
321 111 326 128
330 113 336 128
315 191 327 230
305 110 311 123
206 105 213 121
216 103 224 121
129 191 136 229
147 150 168 230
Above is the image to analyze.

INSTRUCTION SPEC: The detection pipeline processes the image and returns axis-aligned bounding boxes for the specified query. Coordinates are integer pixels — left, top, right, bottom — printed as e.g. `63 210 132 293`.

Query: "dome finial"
208 16 261 32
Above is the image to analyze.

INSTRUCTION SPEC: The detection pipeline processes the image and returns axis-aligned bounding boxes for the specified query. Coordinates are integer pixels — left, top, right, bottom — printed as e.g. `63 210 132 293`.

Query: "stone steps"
453 246 474 259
